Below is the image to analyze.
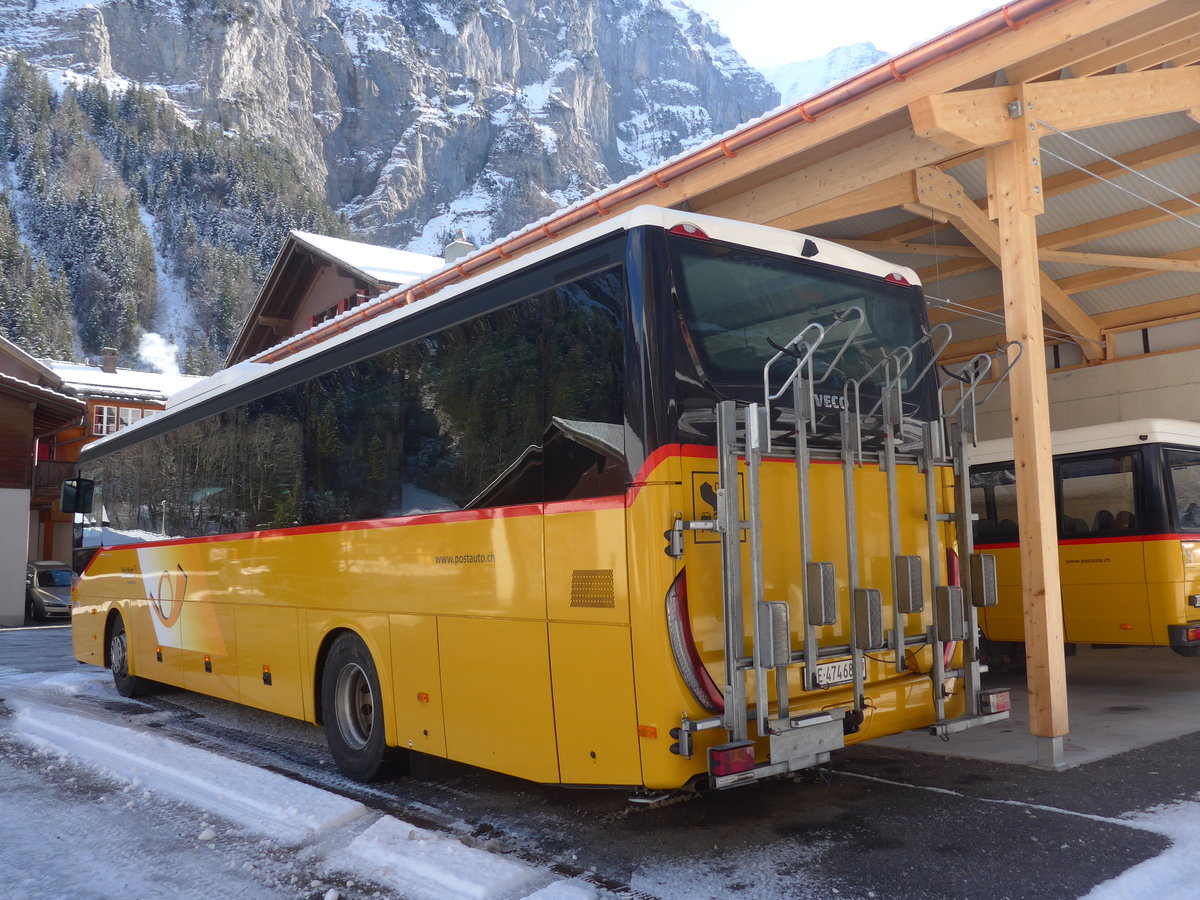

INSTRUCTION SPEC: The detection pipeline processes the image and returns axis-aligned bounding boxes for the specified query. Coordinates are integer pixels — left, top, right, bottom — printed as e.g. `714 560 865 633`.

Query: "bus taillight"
1187 625 1200 643
668 222 710 240
885 272 911 285
709 741 755 777
665 569 724 713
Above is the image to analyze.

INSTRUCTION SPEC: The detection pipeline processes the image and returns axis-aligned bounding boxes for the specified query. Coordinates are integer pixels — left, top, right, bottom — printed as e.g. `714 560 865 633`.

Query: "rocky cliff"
3 0 777 253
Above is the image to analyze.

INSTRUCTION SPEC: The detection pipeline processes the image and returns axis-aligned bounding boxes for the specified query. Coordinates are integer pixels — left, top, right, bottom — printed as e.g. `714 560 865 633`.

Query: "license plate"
814 658 856 688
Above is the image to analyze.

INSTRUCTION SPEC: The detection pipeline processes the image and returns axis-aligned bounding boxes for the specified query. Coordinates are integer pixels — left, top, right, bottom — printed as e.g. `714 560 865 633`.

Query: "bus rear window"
669 236 933 417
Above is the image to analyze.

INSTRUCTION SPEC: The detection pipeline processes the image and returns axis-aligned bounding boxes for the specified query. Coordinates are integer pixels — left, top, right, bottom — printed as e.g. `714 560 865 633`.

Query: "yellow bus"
971 419 1200 665
69 206 1008 793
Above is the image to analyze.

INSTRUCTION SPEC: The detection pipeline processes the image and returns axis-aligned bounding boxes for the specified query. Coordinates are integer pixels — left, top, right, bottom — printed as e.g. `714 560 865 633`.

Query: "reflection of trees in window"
301 355 406 524
83 264 632 536
409 298 544 509
543 269 628 501
546 271 624 427
241 388 303 529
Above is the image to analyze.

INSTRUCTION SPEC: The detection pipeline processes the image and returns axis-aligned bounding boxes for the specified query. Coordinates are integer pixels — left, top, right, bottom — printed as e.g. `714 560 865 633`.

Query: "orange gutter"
256 0 1071 364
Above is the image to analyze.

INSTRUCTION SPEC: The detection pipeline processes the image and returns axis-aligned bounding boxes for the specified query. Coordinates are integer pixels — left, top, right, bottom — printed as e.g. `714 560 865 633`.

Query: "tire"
108 614 142 698
320 632 405 782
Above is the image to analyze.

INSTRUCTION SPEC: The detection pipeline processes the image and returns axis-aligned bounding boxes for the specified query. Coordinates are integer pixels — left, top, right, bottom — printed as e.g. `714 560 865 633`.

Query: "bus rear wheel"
108 613 143 698
321 632 405 782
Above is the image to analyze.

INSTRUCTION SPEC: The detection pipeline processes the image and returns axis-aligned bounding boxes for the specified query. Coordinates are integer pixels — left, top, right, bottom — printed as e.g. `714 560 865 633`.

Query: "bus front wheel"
321 632 405 782
108 613 143 698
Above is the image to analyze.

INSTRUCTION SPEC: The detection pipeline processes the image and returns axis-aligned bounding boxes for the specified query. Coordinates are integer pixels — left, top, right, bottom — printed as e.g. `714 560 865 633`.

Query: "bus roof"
84 206 922 460
971 419 1200 466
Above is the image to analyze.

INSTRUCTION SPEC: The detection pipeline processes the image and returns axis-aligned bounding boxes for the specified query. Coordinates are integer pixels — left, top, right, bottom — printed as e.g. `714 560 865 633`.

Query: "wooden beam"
907 167 1104 359
1039 132 1200 197
940 294 1200 364
1002 0 1199 83
1096 293 1200 331
257 316 292 336
916 187 1200 284
839 239 984 259
698 129 941 226
1057 6 1200 76
910 68 1200 150
1040 249 1200 273
988 137 1069 752
859 133 1200 247
766 173 918 231
1121 30 1200 73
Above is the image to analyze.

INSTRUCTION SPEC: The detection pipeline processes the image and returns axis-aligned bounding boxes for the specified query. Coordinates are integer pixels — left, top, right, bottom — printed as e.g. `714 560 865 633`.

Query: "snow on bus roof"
101 206 922 445
971 419 1200 466
258 205 923 363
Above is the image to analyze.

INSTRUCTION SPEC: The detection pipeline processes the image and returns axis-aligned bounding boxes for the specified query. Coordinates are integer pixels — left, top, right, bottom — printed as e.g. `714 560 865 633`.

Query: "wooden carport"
259 0 1200 766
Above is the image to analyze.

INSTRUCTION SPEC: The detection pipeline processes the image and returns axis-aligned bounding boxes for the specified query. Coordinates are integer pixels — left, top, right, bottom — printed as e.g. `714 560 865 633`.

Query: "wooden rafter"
915 189 1200 283
1049 6 1200 77
910 68 1200 150
941 293 1200 364
1001 0 1200 83
849 132 1200 249
906 167 1105 359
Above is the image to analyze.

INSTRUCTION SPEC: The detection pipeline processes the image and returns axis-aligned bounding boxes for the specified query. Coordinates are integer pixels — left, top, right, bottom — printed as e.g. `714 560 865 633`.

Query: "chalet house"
226 230 446 366
33 353 202 563
0 335 85 626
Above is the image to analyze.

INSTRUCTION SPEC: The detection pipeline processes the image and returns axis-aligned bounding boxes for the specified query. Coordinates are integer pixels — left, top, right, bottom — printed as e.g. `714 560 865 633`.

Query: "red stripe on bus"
977 533 1194 550
85 443 869 555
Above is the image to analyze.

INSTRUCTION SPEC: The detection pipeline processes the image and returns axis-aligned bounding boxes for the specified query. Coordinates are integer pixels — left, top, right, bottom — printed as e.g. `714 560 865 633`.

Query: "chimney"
100 348 118 374
443 229 475 265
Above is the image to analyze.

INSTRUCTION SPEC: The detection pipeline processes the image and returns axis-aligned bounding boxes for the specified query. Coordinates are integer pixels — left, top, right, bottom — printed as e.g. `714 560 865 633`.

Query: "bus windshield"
669 236 934 415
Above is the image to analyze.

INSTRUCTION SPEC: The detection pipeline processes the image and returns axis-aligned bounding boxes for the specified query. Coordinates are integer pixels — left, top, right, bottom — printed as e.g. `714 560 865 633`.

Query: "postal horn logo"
149 565 188 628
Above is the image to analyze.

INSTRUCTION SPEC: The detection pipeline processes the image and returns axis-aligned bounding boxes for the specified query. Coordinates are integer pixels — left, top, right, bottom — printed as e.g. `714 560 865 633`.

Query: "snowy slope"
760 42 889 107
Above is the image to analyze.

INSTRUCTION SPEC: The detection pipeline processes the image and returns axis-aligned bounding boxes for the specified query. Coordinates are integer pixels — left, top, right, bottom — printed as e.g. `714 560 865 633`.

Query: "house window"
93 405 118 436
119 407 143 428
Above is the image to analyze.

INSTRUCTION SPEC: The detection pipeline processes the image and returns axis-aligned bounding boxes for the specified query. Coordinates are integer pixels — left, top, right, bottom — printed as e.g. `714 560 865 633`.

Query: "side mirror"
61 478 95 514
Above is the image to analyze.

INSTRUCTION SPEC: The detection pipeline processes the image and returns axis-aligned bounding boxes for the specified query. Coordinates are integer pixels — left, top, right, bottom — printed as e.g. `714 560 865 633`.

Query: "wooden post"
987 90 1069 766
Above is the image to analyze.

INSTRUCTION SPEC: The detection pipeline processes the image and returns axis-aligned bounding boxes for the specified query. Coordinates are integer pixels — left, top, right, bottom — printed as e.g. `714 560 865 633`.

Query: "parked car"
25 561 72 620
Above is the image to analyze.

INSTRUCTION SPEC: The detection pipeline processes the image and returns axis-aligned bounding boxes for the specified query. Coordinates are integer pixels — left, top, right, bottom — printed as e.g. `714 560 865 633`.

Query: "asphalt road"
0 624 1183 899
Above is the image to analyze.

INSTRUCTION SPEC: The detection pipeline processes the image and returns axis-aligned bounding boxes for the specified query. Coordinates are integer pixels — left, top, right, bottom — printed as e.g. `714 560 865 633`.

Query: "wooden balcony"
32 460 77 502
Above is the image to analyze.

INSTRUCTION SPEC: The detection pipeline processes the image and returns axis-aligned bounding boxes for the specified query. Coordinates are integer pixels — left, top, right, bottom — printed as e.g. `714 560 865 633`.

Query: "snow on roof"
48 361 204 403
291 230 444 287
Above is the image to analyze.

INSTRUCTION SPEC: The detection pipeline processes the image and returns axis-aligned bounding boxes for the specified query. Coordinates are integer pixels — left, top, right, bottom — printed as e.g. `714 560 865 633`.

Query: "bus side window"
542 268 628 503
970 465 1017 543
1058 451 1137 537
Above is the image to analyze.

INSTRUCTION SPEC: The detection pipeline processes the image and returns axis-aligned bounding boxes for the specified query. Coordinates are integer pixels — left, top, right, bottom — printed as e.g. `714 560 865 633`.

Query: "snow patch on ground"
9 700 592 899
329 815 540 899
15 704 368 845
1085 798 1200 899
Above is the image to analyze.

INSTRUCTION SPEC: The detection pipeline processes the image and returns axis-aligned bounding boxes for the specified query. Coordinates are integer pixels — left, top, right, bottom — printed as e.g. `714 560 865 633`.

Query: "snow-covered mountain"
0 0 778 369
1 0 777 253
760 42 888 108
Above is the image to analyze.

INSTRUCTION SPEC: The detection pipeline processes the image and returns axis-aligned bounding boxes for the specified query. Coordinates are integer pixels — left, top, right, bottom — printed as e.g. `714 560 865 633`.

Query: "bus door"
1056 450 1151 644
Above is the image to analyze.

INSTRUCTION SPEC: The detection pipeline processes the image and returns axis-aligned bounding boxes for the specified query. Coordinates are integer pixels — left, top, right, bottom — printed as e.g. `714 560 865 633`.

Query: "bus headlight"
1183 542 1200 568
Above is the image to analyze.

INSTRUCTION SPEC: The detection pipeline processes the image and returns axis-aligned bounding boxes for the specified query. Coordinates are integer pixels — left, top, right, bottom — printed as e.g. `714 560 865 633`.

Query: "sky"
684 0 1001 68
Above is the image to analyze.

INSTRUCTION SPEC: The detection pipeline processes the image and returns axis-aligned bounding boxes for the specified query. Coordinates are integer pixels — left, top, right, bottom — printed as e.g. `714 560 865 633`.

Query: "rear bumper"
1166 623 1200 649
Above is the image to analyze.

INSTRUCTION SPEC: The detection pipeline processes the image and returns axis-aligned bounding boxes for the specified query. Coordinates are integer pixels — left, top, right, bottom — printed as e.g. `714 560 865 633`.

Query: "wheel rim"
110 627 128 679
333 662 374 750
